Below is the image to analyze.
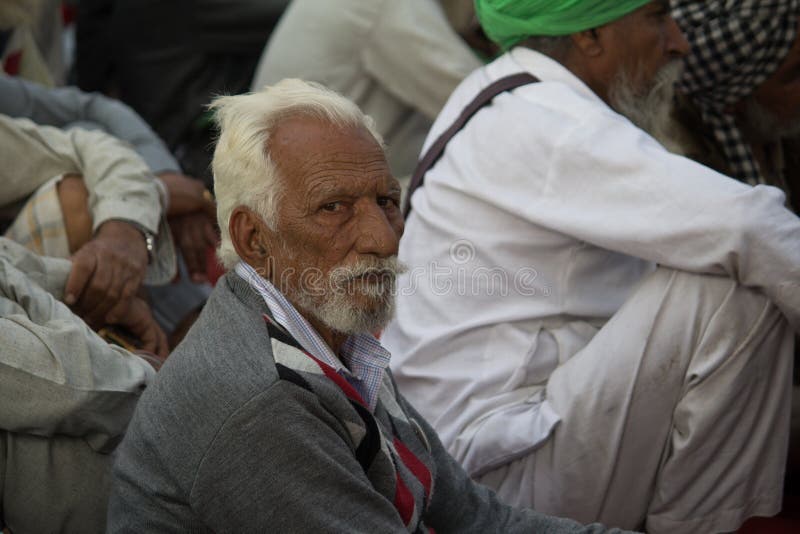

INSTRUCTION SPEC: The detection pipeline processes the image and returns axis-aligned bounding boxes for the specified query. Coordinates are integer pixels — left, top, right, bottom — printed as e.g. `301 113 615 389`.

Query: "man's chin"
308 292 395 336
609 61 683 151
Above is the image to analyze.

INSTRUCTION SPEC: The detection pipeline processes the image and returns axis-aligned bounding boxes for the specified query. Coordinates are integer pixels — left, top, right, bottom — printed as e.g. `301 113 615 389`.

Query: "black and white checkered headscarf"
673 0 800 185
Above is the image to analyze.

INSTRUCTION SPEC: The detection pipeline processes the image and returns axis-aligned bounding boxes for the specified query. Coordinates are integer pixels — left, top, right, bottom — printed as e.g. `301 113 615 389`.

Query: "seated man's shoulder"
110 274 299 522
124 271 362 462
158 274 281 398
123 273 284 453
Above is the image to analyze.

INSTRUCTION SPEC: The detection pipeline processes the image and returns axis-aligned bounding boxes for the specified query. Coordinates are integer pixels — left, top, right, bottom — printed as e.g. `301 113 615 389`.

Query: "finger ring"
202 189 215 203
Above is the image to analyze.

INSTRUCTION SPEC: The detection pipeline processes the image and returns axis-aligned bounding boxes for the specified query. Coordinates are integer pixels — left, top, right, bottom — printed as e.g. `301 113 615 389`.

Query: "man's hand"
118 297 169 361
65 220 149 326
158 171 216 218
158 171 218 283
170 212 218 283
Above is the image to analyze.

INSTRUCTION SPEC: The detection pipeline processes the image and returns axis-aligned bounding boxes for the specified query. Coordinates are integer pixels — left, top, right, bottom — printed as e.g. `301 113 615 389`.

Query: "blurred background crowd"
2 0 800 532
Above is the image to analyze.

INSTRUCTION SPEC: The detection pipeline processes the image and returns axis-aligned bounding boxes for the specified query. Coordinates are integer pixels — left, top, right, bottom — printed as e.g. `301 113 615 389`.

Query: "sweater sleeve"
540 111 800 328
395 393 633 534
189 381 411 533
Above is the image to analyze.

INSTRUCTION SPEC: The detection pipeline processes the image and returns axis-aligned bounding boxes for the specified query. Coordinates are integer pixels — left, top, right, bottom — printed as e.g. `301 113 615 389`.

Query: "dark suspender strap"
403 72 540 218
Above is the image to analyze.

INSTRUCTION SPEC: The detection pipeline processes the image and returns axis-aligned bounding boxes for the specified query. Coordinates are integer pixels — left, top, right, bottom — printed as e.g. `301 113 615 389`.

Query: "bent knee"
648 267 783 334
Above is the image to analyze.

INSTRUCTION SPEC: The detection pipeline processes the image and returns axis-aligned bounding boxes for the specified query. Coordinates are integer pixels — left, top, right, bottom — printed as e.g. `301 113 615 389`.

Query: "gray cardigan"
108 273 626 533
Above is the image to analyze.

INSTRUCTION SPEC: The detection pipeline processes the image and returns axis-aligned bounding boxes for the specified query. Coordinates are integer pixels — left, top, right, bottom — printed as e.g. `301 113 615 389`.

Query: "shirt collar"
234 261 391 411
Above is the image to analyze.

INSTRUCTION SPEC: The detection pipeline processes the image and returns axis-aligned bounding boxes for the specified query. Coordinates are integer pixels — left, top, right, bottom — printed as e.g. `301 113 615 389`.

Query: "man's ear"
229 206 272 271
571 28 604 58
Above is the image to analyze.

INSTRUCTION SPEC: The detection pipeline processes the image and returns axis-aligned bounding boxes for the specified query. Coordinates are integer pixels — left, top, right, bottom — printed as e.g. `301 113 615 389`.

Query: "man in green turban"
384 1 800 532
475 0 652 49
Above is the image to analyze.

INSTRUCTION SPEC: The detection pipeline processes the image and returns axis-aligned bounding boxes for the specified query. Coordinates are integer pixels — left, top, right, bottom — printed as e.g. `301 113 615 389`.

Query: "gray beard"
286 256 407 336
609 61 684 154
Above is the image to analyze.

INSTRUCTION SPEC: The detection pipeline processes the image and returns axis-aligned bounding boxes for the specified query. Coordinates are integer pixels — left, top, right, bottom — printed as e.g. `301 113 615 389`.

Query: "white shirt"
382 47 800 477
250 0 482 178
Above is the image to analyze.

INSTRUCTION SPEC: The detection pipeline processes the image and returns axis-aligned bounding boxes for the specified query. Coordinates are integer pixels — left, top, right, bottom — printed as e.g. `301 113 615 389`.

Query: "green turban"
475 0 653 49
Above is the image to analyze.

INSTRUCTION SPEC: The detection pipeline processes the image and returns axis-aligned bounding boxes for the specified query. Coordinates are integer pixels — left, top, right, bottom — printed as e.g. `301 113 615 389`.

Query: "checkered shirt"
235 261 391 412
673 0 800 185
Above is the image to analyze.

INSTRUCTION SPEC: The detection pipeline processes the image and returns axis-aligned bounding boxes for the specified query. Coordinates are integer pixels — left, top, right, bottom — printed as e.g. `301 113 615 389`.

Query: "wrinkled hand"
65 220 148 326
169 211 218 283
158 172 216 218
158 172 218 282
116 297 169 361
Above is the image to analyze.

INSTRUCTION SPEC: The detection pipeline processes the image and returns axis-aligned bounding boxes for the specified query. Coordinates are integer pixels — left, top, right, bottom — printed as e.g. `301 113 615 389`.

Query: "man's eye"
321 202 342 212
377 197 399 209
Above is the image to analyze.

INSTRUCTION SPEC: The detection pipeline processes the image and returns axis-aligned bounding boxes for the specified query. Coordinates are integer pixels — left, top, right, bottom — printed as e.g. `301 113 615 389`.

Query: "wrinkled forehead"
268 115 394 195
267 114 382 160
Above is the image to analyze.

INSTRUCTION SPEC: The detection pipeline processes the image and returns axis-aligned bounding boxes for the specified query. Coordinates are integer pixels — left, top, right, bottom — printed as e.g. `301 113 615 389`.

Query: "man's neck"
298 308 348 358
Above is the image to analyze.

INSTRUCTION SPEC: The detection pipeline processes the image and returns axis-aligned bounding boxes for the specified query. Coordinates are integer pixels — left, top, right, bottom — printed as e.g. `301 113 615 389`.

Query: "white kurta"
382 48 800 479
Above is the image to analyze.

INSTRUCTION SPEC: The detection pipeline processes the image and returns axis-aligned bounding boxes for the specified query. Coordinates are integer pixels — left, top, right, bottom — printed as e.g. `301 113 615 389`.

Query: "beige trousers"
0 238 154 533
477 268 793 534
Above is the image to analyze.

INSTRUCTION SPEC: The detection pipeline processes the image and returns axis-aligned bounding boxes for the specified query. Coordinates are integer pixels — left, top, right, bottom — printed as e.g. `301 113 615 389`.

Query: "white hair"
210 78 384 270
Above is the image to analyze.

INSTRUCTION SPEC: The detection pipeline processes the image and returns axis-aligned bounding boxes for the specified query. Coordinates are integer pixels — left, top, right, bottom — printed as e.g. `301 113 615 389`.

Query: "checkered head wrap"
673 0 800 185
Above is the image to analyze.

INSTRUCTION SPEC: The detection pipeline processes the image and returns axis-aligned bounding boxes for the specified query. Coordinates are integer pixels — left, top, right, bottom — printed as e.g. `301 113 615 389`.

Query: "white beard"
609 60 684 154
286 256 407 336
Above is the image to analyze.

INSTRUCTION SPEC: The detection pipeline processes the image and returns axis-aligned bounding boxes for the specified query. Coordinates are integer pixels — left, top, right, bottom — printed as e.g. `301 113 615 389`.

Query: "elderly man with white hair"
107 79 628 533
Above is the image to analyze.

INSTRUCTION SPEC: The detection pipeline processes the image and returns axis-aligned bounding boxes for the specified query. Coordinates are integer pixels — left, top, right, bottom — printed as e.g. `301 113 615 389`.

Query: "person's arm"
0 74 180 174
0 235 168 356
0 115 162 324
0 77 218 282
0 238 156 453
0 114 161 234
363 0 482 121
157 172 219 283
489 105 800 327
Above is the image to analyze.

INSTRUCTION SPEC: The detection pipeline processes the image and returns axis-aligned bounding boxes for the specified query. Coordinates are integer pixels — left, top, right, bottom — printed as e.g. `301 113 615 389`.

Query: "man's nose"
354 202 401 258
666 16 690 58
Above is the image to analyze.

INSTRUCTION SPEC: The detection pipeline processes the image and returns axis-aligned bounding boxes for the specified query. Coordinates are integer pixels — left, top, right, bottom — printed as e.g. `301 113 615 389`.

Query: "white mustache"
329 257 408 286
